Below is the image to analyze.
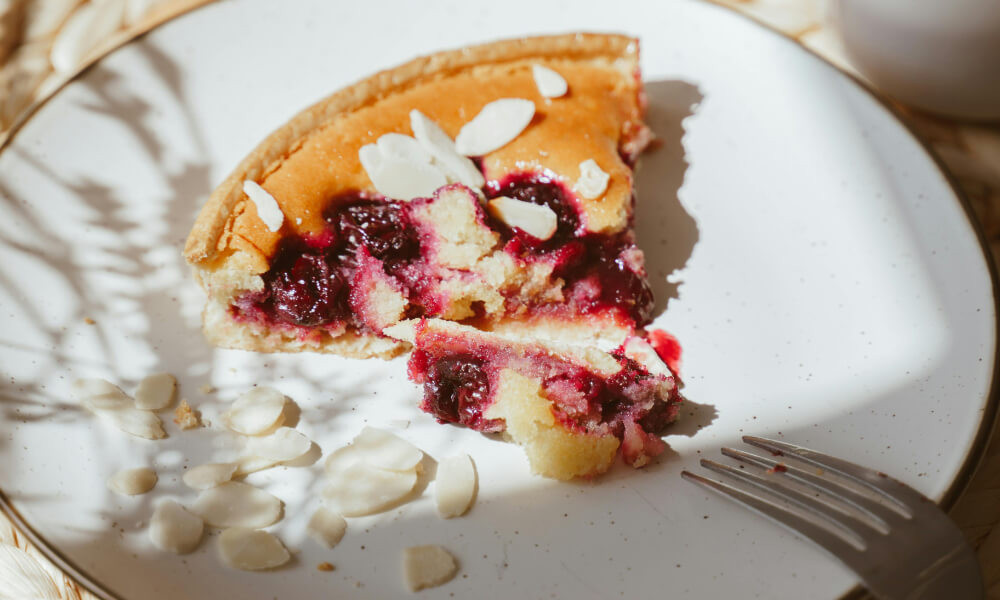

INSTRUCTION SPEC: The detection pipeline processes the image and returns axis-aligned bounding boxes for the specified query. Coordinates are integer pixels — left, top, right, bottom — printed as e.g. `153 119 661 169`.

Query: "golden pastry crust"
184 33 642 271
185 33 647 359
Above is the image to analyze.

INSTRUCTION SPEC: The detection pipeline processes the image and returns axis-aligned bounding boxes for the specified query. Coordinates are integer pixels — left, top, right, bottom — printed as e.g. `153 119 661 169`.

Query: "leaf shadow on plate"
634 79 704 319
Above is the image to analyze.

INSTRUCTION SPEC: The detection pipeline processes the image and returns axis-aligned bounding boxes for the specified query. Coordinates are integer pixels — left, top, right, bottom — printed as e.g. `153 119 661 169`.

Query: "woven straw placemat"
1 0 998 598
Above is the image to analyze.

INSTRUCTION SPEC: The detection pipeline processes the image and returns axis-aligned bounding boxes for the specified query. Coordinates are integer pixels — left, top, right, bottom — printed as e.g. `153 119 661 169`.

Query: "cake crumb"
84 318 96 325
317 562 335 572
173 400 202 430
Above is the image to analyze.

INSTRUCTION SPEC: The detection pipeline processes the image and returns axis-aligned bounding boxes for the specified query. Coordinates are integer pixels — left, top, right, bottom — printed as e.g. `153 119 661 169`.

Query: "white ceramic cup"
833 0 1000 121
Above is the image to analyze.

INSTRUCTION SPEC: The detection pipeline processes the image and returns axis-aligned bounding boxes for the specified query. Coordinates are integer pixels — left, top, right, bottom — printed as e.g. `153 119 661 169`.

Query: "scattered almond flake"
435 454 476 518
134 373 175 410
410 110 485 189
366 157 447 201
322 462 417 517
192 481 282 528
573 159 610 199
242 181 284 232
623 337 672 378
454 98 535 156
325 427 423 477
198 384 215 394
218 528 289 571
232 455 281 477
183 463 237 490
532 64 568 98
173 399 202 430
403 545 459 592
83 401 166 440
245 427 311 462
107 467 157 496
223 387 286 435
377 133 434 164
317 562 335 572
149 500 203 555
487 196 558 240
307 507 347 549
72 378 131 410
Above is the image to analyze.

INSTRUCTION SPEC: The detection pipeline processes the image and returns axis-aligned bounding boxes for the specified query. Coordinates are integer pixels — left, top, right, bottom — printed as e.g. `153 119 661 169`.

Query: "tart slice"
384 319 682 480
184 33 654 359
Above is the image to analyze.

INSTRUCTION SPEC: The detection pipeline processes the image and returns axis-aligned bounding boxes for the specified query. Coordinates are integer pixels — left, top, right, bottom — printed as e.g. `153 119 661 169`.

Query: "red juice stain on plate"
647 329 682 376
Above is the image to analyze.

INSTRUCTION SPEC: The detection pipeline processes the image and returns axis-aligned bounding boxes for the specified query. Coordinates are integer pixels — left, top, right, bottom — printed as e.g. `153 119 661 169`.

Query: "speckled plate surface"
0 0 995 598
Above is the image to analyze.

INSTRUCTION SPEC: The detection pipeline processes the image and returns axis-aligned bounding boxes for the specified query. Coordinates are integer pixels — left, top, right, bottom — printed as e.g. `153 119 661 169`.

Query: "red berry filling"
484 173 653 325
405 328 681 462
232 171 654 334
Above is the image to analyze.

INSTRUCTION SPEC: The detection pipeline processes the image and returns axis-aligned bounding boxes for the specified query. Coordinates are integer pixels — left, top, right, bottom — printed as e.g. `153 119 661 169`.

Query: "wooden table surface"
1 0 998 598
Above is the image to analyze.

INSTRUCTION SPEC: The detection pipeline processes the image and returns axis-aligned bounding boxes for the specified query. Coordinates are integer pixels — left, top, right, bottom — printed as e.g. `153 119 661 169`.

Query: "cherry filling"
411 352 502 432
329 199 419 271
235 194 420 329
485 172 580 248
407 341 679 447
236 170 654 331
486 173 654 325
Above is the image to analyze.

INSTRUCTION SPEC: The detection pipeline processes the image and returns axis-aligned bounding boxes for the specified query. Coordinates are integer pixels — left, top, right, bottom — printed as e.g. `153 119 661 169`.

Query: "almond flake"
183 463 237 490
107 467 157 496
232 455 280 477
134 373 175 410
410 110 485 189
242 181 284 232
324 427 423 477
218 528 290 571
193 481 282 528
223 387 286 435
73 378 130 410
322 462 417 517
149 500 203 555
403 545 459 591
573 159 610 199
366 156 447 201
82 401 166 440
487 196 558 240
454 99 535 156
358 143 382 174
435 454 476 518
376 133 433 164
245 427 311 462
307 507 347 549
532 65 568 98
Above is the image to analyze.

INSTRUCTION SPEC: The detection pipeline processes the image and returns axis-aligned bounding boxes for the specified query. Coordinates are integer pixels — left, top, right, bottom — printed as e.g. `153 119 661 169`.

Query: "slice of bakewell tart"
384 319 683 480
184 33 655 359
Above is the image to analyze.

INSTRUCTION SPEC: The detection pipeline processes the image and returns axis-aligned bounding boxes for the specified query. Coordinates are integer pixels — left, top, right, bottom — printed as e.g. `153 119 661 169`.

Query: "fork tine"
721 447 898 530
699 458 870 550
681 469 871 573
743 436 916 516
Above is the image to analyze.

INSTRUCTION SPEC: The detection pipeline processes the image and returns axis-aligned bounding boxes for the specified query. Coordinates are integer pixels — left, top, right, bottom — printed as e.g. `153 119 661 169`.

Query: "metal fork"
681 436 983 600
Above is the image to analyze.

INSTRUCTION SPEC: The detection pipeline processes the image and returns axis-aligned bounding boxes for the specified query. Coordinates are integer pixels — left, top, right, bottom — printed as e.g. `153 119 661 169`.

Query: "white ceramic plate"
0 0 995 598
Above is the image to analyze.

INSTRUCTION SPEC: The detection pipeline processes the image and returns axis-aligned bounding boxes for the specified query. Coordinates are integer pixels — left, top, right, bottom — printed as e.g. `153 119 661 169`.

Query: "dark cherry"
591 250 655 324
326 197 418 267
422 354 495 430
485 173 579 246
263 244 348 327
